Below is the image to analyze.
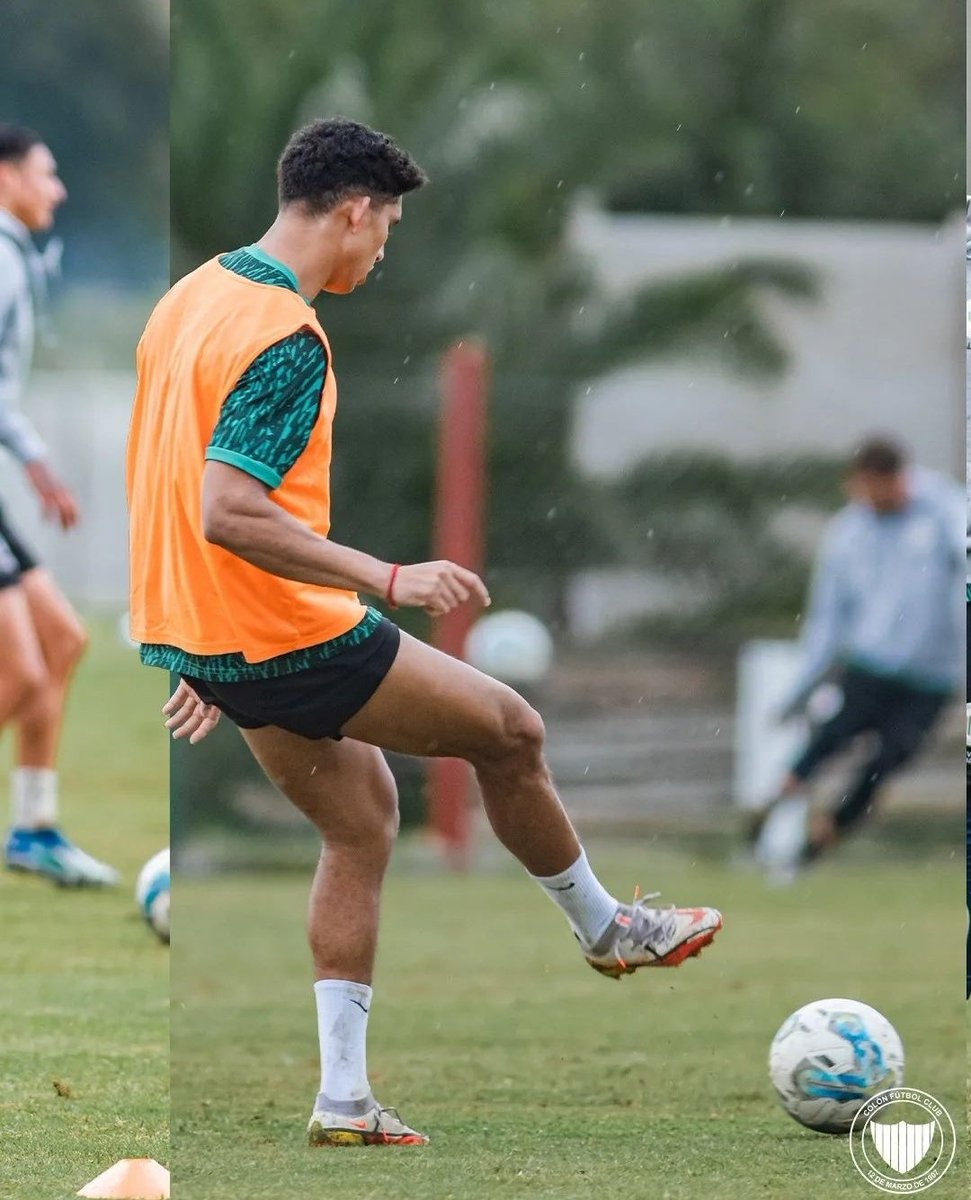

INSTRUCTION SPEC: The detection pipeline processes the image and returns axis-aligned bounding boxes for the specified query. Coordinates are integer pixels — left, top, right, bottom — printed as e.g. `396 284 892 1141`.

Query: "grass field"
0 619 169 1200
173 843 967 1200
3 619 965 1198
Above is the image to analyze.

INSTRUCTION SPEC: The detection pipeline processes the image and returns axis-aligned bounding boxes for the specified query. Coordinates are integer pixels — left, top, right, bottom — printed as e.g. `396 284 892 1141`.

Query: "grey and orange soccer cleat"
308 1094 428 1147
581 888 723 978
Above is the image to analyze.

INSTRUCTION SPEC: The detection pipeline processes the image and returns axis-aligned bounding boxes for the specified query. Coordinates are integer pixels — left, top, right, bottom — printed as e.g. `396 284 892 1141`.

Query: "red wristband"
386 563 401 609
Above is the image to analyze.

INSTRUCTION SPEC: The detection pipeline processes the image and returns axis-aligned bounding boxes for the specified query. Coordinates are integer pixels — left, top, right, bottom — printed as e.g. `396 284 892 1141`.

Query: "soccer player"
127 118 722 1146
0 124 117 886
755 437 962 880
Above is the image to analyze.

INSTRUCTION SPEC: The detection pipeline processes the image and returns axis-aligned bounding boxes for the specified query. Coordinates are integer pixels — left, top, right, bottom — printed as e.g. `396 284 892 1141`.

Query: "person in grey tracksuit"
760 435 963 875
0 123 116 886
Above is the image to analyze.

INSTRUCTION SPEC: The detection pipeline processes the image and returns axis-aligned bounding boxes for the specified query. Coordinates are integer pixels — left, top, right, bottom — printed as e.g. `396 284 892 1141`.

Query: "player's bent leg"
827 747 907 842
239 728 397 983
777 727 902 873
3 570 115 887
15 568 88 767
341 629 580 875
341 631 722 974
238 727 427 1144
822 692 947 852
0 583 47 729
0 585 93 884
751 701 877 879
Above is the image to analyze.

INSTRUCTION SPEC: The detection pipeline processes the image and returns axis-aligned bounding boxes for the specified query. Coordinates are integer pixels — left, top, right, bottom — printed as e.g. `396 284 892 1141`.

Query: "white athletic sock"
11 768 58 829
314 979 373 1104
530 849 619 947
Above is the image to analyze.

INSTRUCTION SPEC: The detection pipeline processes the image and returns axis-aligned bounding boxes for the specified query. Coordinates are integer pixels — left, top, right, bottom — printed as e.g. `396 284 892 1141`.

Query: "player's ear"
345 194 371 232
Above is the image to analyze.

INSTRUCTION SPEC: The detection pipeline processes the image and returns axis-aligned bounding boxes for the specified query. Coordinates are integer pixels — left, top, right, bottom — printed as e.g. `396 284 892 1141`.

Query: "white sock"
314 979 373 1104
530 849 619 947
11 768 58 829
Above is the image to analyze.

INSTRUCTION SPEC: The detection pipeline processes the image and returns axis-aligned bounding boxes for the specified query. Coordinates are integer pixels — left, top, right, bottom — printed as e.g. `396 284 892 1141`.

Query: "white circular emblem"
849 1087 955 1193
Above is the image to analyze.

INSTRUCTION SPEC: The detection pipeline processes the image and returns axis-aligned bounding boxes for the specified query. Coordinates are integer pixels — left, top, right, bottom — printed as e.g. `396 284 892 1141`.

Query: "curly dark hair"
278 117 427 214
0 123 43 164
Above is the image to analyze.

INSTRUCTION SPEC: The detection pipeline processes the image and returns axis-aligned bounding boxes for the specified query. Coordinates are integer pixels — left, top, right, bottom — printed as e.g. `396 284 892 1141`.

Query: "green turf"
0 619 169 1200
172 843 967 1199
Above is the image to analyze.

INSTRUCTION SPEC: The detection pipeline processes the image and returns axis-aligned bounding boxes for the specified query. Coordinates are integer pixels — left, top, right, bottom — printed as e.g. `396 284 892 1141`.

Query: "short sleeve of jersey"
205 329 327 490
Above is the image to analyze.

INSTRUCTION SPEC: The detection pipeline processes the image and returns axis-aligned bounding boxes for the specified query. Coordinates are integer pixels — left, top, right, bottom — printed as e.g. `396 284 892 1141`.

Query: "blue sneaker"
4 827 119 887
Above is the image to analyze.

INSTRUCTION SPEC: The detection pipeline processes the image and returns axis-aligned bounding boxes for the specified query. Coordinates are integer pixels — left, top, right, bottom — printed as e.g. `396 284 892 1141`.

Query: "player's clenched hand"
162 679 221 744
391 560 491 616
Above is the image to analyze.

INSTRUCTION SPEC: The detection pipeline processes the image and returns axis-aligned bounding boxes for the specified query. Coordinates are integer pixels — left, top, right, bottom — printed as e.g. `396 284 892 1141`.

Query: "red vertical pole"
427 340 489 870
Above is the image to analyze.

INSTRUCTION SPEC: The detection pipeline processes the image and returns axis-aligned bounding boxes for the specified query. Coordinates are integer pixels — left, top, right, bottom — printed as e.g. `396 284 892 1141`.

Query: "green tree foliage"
549 0 963 221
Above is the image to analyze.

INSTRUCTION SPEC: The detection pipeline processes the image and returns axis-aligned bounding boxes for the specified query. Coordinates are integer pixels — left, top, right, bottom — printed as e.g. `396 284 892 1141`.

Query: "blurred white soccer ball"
769 998 903 1134
465 610 554 685
135 848 170 944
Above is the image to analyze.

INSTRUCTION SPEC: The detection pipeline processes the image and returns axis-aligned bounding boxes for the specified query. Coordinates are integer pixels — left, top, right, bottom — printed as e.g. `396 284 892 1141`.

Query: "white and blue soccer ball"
135 848 170 944
769 998 903 1134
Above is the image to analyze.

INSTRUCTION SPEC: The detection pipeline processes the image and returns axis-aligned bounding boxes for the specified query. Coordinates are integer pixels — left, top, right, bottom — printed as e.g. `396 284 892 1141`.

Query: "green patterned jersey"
139 245 377 682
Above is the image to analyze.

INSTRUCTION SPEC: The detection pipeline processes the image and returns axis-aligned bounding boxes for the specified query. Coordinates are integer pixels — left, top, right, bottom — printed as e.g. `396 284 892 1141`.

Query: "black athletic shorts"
181 616 401 741
0 503 39 590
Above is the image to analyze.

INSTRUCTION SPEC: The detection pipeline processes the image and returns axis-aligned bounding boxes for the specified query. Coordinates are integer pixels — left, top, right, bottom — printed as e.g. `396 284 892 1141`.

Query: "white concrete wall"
570 208 965 480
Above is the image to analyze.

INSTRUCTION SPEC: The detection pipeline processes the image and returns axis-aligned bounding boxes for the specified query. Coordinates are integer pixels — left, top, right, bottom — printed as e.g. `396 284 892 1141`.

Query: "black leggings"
792 666 948 834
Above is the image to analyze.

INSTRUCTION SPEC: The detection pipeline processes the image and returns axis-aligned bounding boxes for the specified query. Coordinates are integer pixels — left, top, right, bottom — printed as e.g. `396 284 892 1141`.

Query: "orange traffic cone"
77 1158 170 1199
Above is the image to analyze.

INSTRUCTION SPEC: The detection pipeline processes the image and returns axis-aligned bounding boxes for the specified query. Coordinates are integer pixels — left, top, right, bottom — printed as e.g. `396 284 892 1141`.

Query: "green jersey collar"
242 243 305 298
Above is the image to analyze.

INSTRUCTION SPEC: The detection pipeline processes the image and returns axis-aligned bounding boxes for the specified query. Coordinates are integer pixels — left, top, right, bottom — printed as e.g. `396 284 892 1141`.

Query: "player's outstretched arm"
201 461 489 615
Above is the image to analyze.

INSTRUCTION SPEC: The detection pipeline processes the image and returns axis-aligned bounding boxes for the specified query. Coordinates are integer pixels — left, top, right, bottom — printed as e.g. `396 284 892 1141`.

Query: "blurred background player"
754 436 963 880
0 123 117 885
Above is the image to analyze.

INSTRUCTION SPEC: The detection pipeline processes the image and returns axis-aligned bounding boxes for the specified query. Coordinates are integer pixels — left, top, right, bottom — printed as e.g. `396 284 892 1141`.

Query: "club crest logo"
849 1088 955 1193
